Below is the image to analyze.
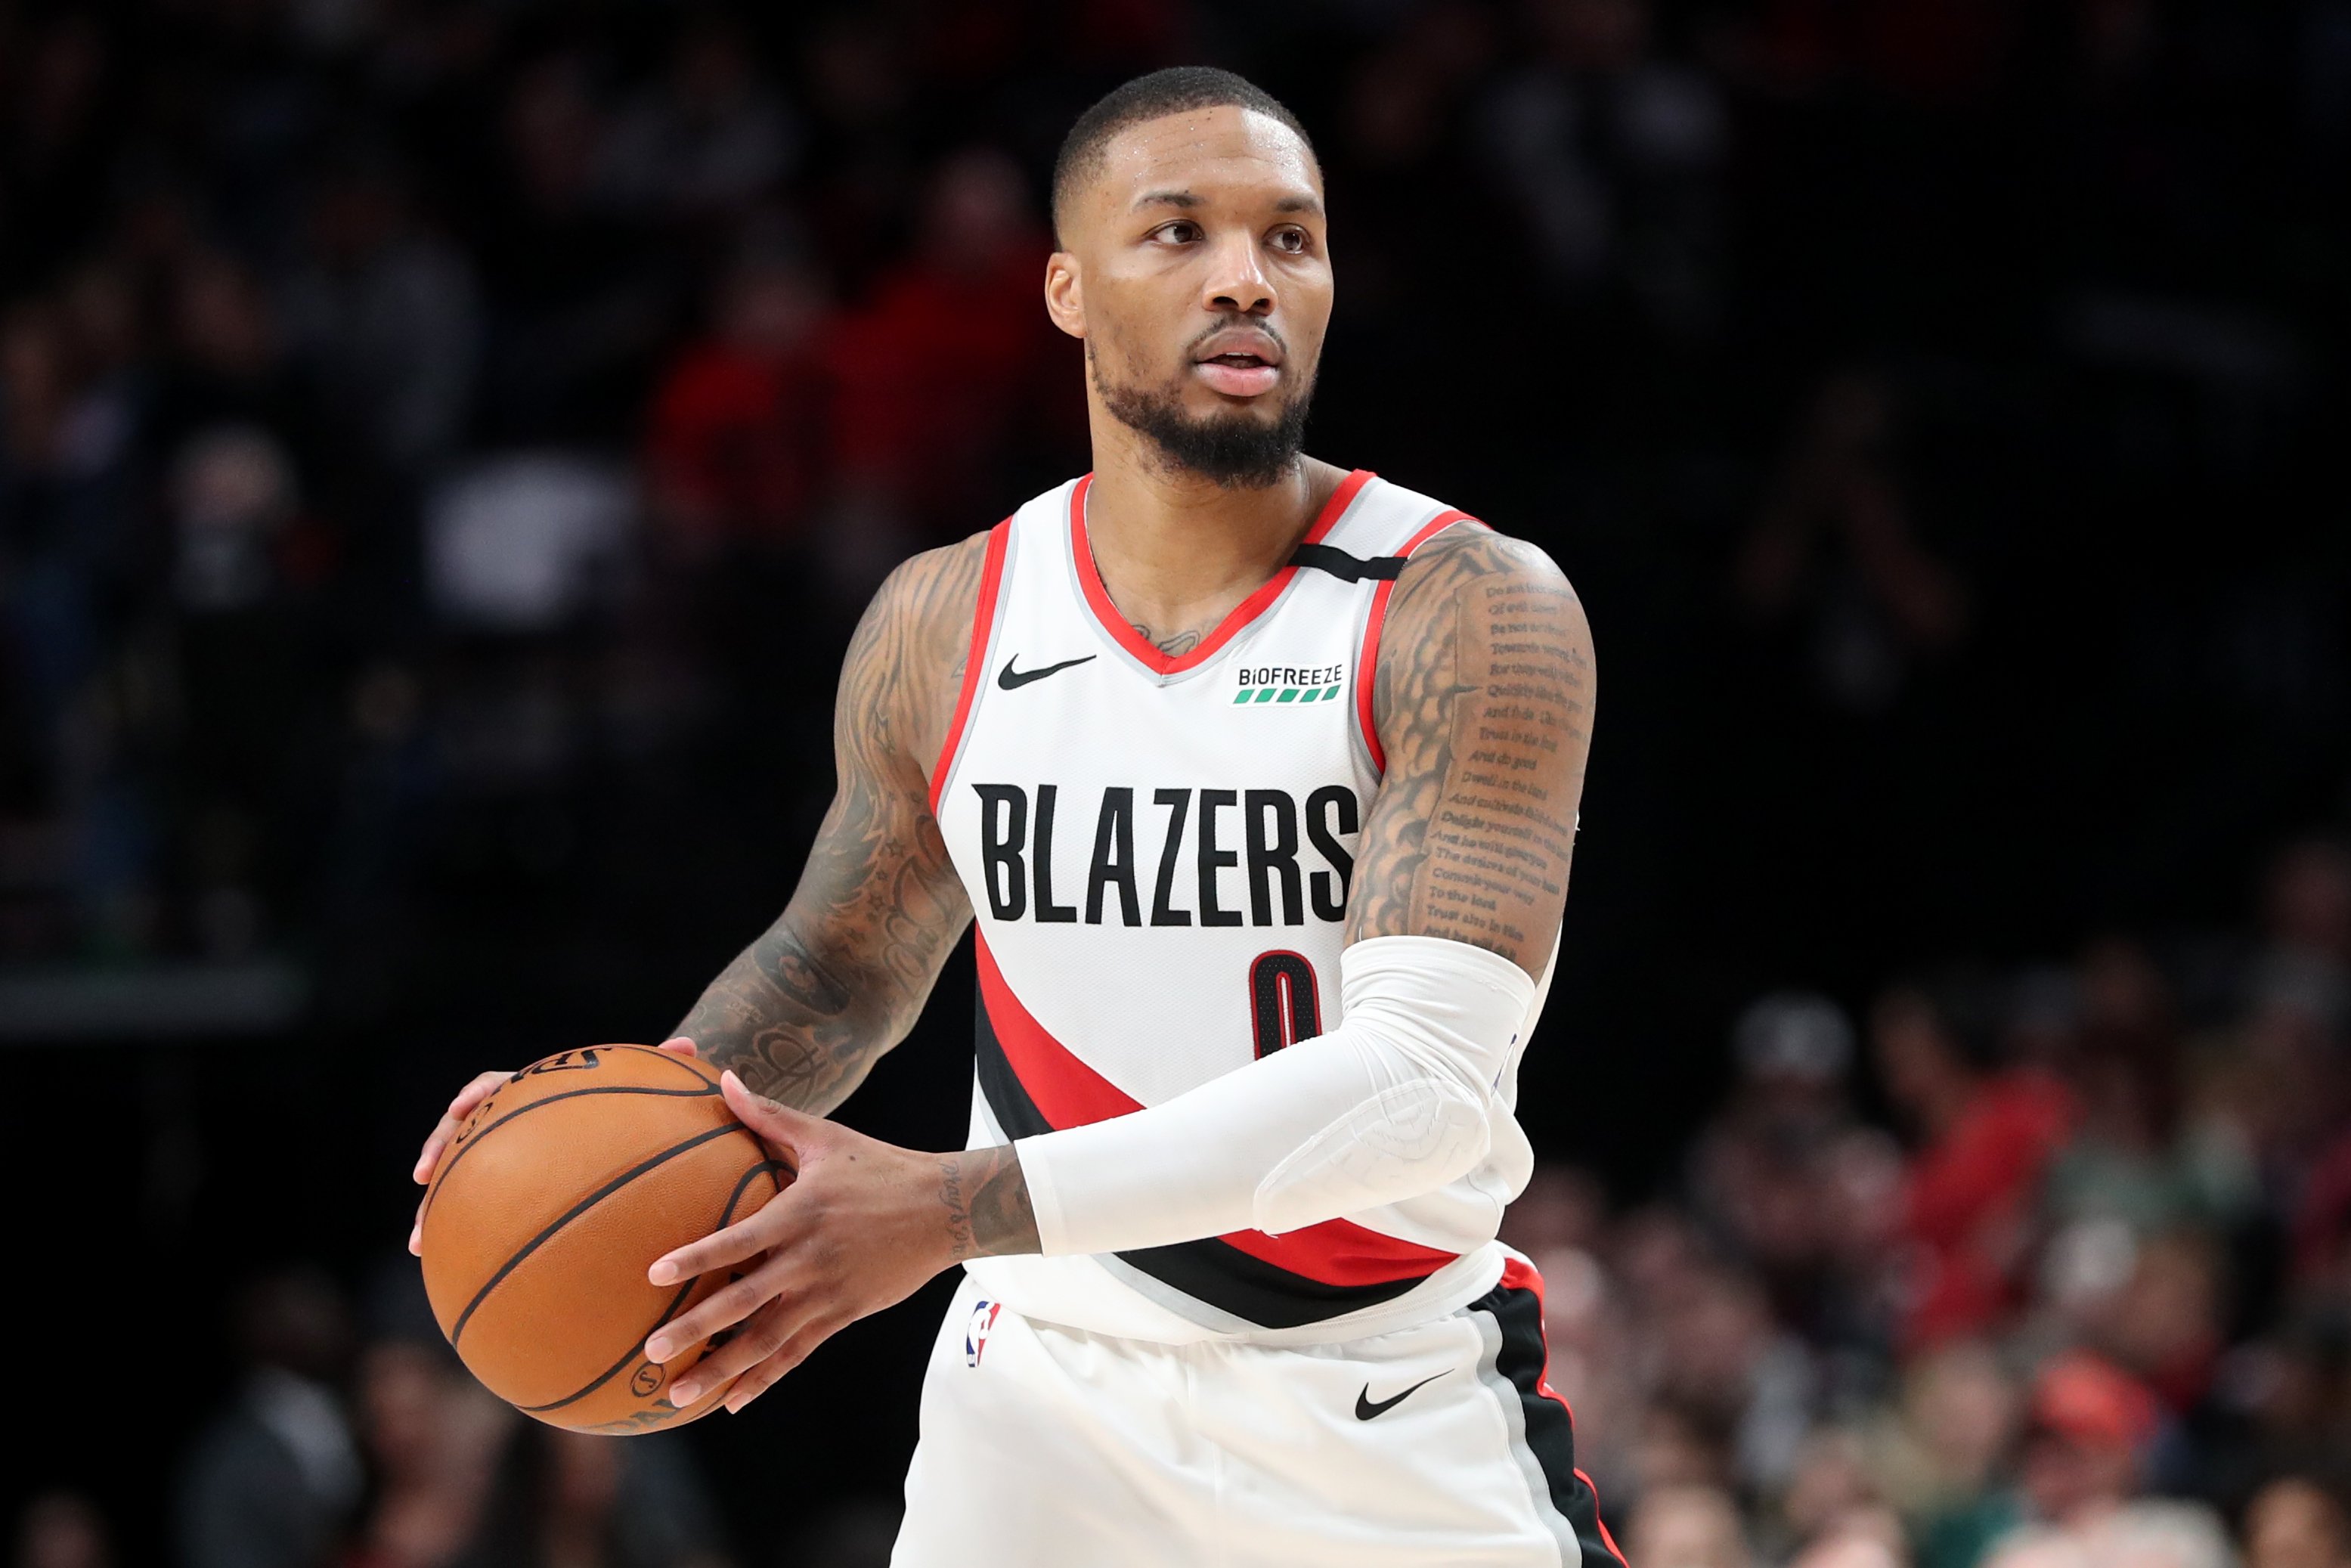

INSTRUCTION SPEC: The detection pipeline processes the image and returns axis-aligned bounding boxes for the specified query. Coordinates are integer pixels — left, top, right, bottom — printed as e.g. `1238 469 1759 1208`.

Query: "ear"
1044 251 1086 341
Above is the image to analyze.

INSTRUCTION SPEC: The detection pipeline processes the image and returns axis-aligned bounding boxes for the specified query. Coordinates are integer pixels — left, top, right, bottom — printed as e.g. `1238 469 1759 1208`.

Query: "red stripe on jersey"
928 519 1012 815
1217 1215 1460 1286
975 929 1139 1128
1354 510 1480 775
1071 469 1374 677
1500 1256 1631 1568
978 931 1460 1287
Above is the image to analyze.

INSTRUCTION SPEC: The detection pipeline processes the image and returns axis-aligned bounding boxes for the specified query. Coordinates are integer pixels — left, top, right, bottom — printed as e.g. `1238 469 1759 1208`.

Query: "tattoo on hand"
939 1146 1039 1262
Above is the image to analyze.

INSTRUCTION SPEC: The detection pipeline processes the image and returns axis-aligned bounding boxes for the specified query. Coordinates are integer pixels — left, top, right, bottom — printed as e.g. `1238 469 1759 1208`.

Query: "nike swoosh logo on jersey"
1355 1371 1447 1421
997 654 1096 690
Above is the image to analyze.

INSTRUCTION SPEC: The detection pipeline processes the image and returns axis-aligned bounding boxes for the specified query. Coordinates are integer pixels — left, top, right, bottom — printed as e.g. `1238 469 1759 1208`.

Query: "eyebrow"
1131 190 1326 217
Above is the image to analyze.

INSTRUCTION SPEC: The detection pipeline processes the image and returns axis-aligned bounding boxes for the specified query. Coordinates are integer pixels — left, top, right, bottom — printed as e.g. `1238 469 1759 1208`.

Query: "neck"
1083 407 1346 657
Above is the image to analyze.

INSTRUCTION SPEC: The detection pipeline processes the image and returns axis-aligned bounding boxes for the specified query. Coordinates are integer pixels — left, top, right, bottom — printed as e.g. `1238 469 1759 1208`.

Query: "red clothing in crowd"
644 334 832 546
827 242 1065 533
1900 1068 2079 1348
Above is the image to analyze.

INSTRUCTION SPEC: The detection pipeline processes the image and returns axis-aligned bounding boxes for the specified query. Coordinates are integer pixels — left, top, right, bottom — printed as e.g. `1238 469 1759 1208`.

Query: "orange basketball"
417 1045 787 1434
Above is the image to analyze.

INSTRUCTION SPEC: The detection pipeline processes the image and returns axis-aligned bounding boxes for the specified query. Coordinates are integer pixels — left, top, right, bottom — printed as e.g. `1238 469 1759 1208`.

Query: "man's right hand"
407 1037 699 1254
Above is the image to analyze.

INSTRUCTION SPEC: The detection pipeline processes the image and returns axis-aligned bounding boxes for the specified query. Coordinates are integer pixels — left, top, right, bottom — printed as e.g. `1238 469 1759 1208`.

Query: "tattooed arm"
673 536 987 1109
943 526 1594 1263
634 528 1591 1405
1349 528 1594 974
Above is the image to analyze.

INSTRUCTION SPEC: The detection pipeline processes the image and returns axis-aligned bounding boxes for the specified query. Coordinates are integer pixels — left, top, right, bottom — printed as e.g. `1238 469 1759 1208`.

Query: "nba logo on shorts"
964 1300 1002 1368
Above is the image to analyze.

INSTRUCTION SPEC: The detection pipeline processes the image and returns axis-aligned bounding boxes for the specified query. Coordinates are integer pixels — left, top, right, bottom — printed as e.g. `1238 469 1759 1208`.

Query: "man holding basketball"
412 67 1611 1568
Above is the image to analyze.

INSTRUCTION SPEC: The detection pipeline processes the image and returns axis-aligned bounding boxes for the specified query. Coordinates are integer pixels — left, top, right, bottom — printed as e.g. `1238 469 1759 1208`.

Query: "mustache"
1186 318 1287 358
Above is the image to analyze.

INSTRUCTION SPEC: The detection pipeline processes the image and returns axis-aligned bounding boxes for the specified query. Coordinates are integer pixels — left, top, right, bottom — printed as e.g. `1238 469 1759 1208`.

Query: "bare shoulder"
1372 525 1592 736
840 530 996 784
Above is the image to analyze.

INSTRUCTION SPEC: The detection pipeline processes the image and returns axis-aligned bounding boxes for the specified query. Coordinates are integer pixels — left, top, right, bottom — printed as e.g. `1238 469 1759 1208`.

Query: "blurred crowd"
18 832 2351 1568
2 0 2339 993
4 0 2349 1563
1495 835 2351 1568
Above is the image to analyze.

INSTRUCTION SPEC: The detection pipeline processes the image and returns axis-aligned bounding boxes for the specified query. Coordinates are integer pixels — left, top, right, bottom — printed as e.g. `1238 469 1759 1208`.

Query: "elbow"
1249 1074 1494 1235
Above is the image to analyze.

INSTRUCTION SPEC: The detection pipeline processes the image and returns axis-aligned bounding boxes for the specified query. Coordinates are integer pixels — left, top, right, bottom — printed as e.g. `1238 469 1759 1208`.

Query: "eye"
1151 220 1204 245
1268 226 1309 255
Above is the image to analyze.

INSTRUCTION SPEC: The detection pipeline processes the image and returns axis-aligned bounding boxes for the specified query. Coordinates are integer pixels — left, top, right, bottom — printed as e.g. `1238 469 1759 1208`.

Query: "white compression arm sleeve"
1011 935 1537 1257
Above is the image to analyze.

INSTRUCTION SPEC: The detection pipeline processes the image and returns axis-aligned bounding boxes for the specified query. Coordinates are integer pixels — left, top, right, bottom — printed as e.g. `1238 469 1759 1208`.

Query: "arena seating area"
2 2 2346 1566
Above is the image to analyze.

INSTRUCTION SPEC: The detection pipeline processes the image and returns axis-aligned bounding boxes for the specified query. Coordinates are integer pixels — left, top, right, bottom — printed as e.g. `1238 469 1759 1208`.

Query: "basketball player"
411 67 1612 1567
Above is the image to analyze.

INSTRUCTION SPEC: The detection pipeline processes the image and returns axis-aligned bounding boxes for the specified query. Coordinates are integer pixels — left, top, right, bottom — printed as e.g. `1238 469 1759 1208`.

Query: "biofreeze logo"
971 783 1358 927
1235 663 1344 705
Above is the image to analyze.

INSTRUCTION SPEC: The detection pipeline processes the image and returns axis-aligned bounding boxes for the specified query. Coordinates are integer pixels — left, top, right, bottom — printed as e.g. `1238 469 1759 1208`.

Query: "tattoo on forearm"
1348 531 1594 974
677 535 988 1111
939 1145 1039 1261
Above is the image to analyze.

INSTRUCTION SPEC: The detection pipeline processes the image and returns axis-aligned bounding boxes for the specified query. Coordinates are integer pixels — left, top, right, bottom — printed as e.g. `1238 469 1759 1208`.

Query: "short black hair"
1051 66 1316 245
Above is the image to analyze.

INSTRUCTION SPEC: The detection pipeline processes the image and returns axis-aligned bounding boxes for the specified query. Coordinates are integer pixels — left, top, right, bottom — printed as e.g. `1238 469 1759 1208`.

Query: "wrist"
936 1145 1040 1263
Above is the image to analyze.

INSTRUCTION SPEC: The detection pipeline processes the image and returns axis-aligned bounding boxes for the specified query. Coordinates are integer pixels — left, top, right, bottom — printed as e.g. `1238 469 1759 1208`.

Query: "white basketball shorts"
893 1259 1627 1568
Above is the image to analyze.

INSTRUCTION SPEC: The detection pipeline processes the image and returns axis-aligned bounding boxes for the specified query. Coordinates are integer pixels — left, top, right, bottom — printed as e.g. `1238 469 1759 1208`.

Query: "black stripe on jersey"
974 983 1435 1331
1470 1279 1625 1568
1288 541 1406 582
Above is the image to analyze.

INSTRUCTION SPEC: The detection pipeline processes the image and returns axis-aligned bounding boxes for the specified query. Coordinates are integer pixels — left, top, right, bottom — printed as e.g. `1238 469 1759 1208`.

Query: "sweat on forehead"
1051 65 1318 243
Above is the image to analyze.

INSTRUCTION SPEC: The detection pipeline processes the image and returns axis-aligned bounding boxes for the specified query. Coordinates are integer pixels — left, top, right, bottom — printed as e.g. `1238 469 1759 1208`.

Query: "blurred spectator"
346 1340 511 1568
1476 0 1727 336
1736 369 1968 715
175 1269 362 1568
280 156 479 481
1875 984 2077 1350
2242 1479 2351 1568
1981 1353 2232 1568
1631 1483 1753 1568
600 18 797 225
456 1429 733 1568
643 238 835 557
827 147 1063 553
473 56 671 447
12 1493 111 1568
1882 1341 2025 1568
1691 993 1876 1317
2256 841 2351 1040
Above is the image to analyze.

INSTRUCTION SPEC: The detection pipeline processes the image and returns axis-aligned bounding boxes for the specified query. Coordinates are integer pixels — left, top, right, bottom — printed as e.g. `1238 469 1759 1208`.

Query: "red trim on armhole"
927 519 1012 816
1072 469 1375 677
1355 510 1479 775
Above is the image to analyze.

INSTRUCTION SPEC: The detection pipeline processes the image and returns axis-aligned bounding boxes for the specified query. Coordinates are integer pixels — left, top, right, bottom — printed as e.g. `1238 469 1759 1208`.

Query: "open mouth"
1192 339 1283 396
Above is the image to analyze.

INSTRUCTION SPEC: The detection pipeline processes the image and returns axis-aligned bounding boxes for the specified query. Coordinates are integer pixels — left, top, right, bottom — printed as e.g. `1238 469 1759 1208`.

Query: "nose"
1201 229 1274 318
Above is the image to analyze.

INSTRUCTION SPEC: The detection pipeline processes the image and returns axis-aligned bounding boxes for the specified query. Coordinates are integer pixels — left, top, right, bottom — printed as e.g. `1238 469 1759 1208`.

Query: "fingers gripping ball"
417 1046 788 1433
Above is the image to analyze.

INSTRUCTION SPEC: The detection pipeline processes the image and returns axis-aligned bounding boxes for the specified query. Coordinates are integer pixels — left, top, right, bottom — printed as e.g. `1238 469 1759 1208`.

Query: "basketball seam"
518 1157 790 1415
420 1079 722 1231
449 1122 745 1348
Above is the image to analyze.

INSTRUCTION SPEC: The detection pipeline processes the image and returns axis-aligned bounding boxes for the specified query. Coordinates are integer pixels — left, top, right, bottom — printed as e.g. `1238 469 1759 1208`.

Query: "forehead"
1091 104 1321 212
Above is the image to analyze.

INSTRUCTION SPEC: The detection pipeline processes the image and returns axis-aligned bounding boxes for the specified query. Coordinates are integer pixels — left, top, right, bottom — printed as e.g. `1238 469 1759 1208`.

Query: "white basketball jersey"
931 470 1550 1344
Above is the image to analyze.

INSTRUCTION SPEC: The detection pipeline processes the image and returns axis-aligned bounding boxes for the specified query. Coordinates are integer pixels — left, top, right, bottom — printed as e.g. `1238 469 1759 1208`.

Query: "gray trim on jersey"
1463 1301 1578 1568
932 516 1022 812
1087 1253 1264 1335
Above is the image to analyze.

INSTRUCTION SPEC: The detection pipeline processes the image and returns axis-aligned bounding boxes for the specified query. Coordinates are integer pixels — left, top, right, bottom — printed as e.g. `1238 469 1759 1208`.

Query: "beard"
1091 341 1315 489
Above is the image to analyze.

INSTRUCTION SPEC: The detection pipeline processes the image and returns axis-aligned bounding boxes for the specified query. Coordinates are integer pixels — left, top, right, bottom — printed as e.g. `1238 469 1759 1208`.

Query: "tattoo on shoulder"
1346 529 1594 973
678 534 991 1111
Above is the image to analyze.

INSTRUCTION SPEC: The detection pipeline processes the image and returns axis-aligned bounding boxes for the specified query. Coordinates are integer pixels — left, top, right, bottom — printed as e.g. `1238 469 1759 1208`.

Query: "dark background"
3 0 2349 1565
